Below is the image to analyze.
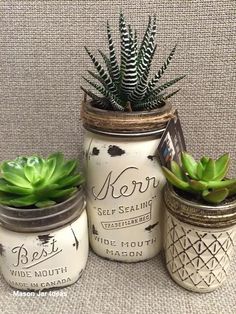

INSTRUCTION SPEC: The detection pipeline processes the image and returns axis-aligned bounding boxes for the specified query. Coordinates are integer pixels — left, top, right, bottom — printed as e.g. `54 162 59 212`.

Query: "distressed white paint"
164 212 236 292
84 130 166 262
0 210 88 290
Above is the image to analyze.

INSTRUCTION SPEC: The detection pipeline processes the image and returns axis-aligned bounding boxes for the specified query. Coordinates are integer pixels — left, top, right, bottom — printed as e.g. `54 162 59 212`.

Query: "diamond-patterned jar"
163 184 236 293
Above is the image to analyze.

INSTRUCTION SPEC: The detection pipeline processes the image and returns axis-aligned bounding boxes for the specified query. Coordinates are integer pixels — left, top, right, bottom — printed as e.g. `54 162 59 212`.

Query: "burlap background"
0 1 235 313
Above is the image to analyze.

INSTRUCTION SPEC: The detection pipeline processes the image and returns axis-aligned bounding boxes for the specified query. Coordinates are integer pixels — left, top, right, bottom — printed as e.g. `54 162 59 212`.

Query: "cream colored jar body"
0 190 89 290
163 184 236 292
165 212 236 292
84 130 166 262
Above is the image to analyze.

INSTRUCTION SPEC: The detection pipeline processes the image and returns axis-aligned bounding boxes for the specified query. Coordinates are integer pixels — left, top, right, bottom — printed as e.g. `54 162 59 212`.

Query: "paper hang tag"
157 110 186 168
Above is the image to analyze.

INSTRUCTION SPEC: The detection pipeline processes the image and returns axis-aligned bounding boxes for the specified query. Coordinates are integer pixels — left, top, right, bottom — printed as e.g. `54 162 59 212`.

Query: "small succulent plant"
0 153 84 208
81 12 185 112
162 152 236 204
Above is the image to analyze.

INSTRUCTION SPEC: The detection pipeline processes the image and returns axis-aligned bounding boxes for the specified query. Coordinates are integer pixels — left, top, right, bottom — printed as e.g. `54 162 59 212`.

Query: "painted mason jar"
82 100 174 262
0 189 88 290
163 184 236 293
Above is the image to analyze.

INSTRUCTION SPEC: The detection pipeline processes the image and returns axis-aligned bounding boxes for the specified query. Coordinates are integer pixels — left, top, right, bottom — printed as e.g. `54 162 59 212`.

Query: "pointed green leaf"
0 182 33 195
27 156 44 172
162 167 190 191
0 193 16 206
1 161 25 177
215 153 230 172
41 158 57 183
8 195 38 207
196 162 204 180
35 200 56 208
170 161 188 181
49 187 77 199
202 189 229 204
181 152 198 180
208 178 236 189
56 174 85 188
201 158 216 181
200 156 210 166
24 165 38 183
214 153 230 180
35 184 60 197
61 160 78 177
2 172 32 188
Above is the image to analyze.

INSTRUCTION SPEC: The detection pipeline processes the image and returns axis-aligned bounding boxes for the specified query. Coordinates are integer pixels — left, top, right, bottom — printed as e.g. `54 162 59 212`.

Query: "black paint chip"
92 147 100 156
92 224 98 235
108 145 125 157
147 155 156 161
71 227 79 250
38 234 54 245
145 222 159 232
0 243 5 256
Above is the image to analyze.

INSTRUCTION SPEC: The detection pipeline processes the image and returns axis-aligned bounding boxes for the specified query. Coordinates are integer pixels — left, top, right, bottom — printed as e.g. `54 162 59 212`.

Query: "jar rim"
0 188 85 232
81 100 175 134
164 184 236 228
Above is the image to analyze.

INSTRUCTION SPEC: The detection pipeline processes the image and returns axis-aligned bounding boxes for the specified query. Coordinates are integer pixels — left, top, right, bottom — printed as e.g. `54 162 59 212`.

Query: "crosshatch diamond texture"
165 213 236 292
0 1 236 313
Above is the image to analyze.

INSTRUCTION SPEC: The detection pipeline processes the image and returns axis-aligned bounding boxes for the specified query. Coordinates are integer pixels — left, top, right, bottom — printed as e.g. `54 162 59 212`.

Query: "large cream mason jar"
0 189 88 290
81 100 174 262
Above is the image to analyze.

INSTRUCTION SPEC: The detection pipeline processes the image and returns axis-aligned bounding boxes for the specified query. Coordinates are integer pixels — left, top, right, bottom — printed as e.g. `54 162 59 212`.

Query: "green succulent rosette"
162 152 236 204
0 153 84 208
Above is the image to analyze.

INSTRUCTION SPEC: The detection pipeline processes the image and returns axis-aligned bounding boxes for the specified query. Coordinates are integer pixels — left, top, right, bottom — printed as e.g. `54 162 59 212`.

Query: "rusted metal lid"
164 184 236 228
0 188 85 233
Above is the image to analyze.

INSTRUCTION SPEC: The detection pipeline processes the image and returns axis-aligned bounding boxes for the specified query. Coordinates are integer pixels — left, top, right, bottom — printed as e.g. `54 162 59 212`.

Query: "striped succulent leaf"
109 94 125 111
133 93 166 111
164 89 181 100
82 13 184 111
146 44 177 94
119 12 131 78
81 86 110 109
106 21 120 85
82 77 109 98
120 25 138 97
137 16 152 64
137 16 157 79
129 41 157 103
85 47 118 96
145 75 185 100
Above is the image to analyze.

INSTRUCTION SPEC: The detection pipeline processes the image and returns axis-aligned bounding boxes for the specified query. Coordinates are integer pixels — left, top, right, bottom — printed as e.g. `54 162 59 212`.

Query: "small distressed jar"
0 189 88 291
81 100 174 262
163 184 236 293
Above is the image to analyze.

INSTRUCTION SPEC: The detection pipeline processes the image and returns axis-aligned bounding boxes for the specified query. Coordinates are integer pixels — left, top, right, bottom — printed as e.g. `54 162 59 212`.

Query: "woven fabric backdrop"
0 1 235 313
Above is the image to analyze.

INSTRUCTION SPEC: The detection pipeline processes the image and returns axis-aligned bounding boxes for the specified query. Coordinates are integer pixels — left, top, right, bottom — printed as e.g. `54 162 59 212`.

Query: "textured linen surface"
0 1 235 313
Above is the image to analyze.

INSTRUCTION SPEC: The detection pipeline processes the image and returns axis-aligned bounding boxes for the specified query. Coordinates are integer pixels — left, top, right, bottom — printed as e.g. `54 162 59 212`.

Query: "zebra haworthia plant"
162 152 236 204
81 12 185 111
0 153 84 208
